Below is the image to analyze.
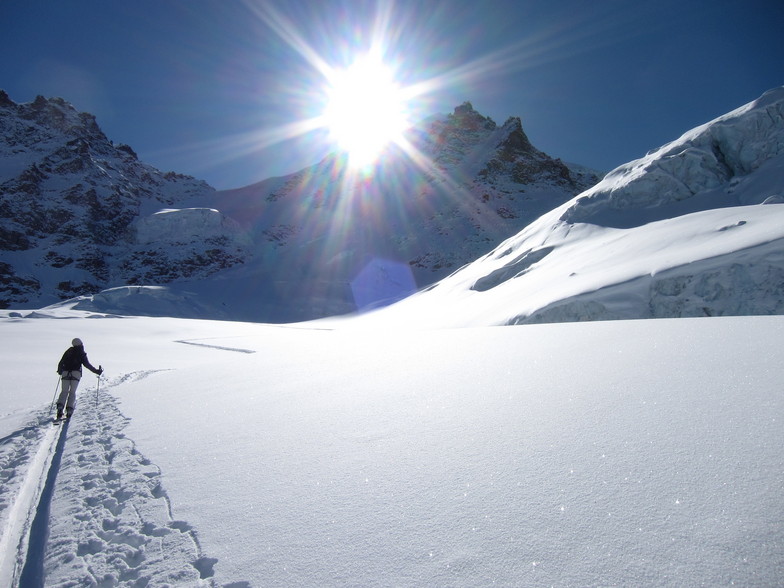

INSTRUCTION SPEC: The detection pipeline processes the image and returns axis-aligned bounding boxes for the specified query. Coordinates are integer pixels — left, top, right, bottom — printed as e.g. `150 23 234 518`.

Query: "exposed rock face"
0 94 245 308
482 116 576 186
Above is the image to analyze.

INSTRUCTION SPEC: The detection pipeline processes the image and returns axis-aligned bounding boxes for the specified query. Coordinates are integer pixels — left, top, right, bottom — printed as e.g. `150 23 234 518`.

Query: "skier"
56 338 102 420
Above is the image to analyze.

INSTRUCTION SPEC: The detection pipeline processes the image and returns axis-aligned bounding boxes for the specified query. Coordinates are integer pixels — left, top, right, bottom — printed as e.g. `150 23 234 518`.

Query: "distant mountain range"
3 88 783 326
0 92 598 321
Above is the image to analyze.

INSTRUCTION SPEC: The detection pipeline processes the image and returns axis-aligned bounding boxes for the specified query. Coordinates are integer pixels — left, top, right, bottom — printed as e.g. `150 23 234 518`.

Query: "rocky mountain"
0 92 599 320
0 91 247 309
357 87 784 327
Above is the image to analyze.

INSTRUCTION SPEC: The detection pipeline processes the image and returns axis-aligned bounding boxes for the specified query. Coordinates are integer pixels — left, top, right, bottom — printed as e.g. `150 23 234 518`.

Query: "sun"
322 54 410 168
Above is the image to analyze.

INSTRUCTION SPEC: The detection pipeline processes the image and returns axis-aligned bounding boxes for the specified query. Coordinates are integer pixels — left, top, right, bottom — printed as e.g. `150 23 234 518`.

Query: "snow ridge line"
0 411 62 587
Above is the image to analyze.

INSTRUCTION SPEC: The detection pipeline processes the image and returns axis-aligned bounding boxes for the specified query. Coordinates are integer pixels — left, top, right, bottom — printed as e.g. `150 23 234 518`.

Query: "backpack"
60 346 84 371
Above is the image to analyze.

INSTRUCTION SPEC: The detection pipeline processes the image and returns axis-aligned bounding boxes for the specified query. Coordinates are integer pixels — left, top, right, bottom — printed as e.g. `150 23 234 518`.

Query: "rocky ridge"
0 91 245 308
189 101 599 320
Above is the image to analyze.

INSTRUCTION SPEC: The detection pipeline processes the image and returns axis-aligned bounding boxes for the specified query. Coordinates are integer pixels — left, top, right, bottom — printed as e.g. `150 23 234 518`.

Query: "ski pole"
50 376 61 414
95 368 101 411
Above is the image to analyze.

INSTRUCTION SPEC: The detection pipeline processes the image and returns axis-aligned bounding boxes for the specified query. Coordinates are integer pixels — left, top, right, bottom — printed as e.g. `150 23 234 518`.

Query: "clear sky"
2 0 782 190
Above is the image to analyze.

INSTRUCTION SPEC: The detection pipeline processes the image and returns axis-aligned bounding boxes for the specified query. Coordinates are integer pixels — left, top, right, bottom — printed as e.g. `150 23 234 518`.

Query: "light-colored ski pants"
58 370 82 413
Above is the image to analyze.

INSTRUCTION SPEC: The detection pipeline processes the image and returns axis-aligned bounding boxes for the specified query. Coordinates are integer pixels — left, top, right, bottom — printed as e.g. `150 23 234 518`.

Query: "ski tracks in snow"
0 372 220 587
0 411 59 586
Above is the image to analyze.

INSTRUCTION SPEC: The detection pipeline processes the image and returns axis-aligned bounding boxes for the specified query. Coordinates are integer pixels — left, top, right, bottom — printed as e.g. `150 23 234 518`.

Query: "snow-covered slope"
356 87 784 327
1 312 782 585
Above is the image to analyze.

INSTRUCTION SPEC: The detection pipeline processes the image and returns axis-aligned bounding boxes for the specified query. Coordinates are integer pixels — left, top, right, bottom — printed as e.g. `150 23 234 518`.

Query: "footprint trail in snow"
2 372 218 586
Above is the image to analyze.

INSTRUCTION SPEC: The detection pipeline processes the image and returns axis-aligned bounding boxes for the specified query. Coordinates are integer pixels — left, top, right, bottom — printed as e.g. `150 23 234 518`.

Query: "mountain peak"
368 87 784 328
0 89 13 107
2 92 104 146
498 115 536 155
450 101 497 131
26 94 97 135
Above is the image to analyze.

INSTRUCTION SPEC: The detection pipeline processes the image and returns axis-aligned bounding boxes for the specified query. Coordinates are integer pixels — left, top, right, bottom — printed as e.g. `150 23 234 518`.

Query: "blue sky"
2 0 782 190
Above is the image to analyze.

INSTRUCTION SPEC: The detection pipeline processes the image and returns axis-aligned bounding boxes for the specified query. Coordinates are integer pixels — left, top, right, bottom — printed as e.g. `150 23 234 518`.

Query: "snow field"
40 372 215 586
1 313 783 586
356 203 784 328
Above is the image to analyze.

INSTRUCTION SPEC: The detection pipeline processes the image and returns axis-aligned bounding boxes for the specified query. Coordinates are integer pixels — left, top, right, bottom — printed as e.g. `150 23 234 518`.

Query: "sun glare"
223 1 588 186
322 55 410 167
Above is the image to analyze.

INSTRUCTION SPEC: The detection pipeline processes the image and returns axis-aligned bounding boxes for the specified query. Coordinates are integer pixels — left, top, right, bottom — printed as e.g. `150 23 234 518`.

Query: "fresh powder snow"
0 310 782 586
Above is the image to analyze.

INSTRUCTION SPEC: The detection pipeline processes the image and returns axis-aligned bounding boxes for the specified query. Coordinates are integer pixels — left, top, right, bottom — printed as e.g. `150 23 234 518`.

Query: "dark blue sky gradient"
2 0 782 189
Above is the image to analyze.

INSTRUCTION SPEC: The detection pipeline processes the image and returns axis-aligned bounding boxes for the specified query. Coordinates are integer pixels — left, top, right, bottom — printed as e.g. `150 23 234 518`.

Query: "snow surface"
351 203 784 328
0 310 782 586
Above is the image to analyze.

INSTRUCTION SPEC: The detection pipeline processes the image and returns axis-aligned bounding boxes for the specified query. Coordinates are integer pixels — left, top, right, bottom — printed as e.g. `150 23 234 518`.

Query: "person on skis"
56 338 102 420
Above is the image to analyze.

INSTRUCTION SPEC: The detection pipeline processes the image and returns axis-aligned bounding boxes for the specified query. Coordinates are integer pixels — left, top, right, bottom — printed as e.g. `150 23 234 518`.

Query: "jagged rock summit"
1 93 599 320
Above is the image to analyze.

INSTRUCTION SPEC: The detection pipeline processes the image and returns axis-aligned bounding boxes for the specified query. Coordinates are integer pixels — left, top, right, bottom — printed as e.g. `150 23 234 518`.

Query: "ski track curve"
0 372 221 587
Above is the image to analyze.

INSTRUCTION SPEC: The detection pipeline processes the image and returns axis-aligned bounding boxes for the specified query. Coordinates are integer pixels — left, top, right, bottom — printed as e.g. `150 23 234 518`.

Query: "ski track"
0 411 58 587
174 339 256 354
0 372 219 587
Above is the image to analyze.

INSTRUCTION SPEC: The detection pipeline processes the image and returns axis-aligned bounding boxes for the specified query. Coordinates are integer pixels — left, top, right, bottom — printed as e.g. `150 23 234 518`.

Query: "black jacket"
58 346 100 376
